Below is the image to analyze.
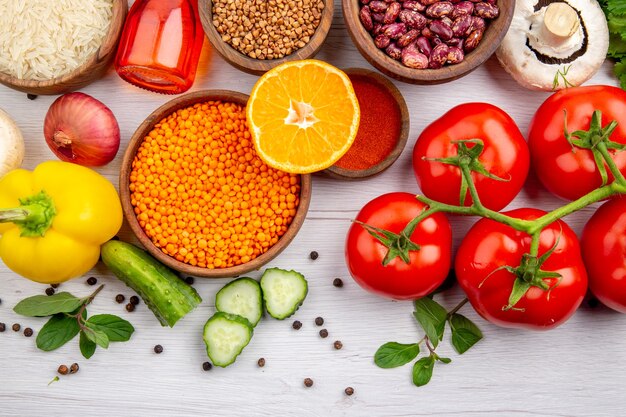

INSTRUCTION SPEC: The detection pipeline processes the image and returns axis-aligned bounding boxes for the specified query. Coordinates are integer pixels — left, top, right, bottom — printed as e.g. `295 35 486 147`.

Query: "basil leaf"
374 342 420 369
14 293 85 317
36 314 80 351
87 315 134 342
436 356 452 364
79 331 97 359
412 356 435 387
413 297 447 348
450 313 483 354
83 325 109 349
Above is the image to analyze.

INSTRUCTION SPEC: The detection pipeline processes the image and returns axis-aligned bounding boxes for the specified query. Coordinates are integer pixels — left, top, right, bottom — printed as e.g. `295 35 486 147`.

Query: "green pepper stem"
0 191 56 237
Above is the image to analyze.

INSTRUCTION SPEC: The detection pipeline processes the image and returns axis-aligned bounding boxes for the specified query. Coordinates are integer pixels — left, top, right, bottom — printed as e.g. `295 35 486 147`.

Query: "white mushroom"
496 0 609 91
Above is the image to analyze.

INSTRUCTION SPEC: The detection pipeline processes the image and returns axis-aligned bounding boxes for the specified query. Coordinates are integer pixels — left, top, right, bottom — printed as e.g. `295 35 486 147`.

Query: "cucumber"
215 277 263 327
101 240 202 327
260 268 308 320
203 312 253 367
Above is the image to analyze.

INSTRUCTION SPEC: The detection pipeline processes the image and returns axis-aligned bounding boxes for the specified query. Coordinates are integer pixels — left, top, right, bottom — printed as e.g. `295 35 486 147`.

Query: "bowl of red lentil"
120 90 312 278
324 68 409 179
199 0 334 75
342 0 514 84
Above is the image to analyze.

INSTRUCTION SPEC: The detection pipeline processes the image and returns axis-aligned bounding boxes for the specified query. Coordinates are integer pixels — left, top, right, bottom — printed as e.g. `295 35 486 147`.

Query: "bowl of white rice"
0 0 127 95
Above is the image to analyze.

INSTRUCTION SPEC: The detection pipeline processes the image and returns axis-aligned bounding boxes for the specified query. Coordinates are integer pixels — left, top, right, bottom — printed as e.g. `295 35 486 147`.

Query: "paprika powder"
334 74 402 171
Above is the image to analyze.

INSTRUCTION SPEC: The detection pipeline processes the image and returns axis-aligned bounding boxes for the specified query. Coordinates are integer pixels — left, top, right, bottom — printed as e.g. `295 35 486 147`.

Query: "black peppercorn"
51 283 60 289
315 317 324 326
292 320 302 330
69 363 79 374
334 340 343 350
0 323 5 332
45 287 55 296
257 358 265 367
154 344 163 354
0 297 2 305
130 295 140 305
185 276 195 285
202 361 213 371
87 277 97 286
23 328 33 337
26 94 37 100
319 329 328 338
587 296 600 309
125 303 135 312
57 365 69 375
115 294 125 304
12 323 20 332
333 278 343 288
304 378 314 387
309 251 319 260
345 387 354 396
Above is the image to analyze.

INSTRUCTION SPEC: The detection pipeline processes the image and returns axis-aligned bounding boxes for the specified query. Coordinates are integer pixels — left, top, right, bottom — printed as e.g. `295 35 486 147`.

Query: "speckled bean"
386 42 403 60
451 1 474 18
369 1 389 12
401 43 429 68
372 12 386 23
372 22 384 36
428 43 449 68
397 28 420 47
402 1 426 11
470 15 486 32
398 10 428 29
429 20 453 40
359 6 374 31
426 1 453 17
415 36 432 56
463 27 483 52
419 0 440 5
375 33 392 48
452 15 472 37
382 22 407 39
384 2 402 24
360 0 371 3
474 2 499 18
447 46 464 63
447 37 463 48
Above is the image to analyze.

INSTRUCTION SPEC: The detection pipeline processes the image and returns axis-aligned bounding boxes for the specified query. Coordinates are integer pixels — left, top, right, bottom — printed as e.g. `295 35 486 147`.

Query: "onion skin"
44 92 120 167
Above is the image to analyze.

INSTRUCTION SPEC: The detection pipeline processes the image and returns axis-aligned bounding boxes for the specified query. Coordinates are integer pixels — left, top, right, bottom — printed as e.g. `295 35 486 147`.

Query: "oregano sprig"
374 293 482 387
13 285 134 358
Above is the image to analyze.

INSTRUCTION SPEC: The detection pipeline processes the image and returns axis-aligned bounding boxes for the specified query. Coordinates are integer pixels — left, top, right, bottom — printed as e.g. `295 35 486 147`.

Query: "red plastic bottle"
114 0 204 94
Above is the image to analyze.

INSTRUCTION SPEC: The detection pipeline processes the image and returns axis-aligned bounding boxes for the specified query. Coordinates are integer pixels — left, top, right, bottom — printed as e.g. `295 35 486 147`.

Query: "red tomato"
529 85 626 201
345 192 452 300
413 103 529 212
582 197 626 313
455 208 588 330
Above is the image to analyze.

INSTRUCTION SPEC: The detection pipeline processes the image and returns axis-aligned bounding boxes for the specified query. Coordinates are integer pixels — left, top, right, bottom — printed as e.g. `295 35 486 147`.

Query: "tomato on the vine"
455 208 588 330
529 85 626 201
412 103 529 212
582 197 626 313
345 192 452 300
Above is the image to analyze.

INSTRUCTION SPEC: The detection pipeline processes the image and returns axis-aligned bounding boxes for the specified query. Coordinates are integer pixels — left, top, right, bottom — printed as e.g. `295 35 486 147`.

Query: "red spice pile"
334 74 402 171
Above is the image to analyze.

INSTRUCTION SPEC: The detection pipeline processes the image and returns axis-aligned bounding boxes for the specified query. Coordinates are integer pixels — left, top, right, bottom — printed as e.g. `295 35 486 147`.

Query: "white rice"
0 0 113 80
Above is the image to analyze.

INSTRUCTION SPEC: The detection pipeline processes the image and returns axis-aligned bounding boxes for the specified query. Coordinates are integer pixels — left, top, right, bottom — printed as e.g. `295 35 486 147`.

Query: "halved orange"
247 60 361 174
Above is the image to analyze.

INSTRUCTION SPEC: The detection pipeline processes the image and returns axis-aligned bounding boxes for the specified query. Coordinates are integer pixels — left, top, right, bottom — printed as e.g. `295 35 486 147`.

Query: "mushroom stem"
542 2 580 43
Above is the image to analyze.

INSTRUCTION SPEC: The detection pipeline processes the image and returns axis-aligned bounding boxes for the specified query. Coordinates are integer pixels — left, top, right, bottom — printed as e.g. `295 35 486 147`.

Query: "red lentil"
129 101 301 269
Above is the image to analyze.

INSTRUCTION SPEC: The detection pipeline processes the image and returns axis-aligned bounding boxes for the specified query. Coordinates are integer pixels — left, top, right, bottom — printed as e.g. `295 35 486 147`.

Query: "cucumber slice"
260 268 308 320
215 277 263 327
203 312 253 367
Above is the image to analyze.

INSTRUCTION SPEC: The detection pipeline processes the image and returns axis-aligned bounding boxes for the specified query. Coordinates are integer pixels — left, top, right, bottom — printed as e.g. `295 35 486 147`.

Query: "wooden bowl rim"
0 0 127 95
120 89 312 278
324 68 410 179
199 0 334 75
341 0 515 84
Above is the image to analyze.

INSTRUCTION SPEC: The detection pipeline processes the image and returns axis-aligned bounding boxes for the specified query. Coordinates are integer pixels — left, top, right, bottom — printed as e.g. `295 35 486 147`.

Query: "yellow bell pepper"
0 161 122 283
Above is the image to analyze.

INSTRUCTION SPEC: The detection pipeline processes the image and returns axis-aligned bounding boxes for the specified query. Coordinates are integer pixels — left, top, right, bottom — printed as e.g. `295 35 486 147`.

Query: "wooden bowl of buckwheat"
199 0 334 75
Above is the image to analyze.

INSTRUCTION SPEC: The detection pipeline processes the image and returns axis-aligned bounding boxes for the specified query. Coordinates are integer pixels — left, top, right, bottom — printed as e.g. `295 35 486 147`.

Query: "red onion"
44 92 120 166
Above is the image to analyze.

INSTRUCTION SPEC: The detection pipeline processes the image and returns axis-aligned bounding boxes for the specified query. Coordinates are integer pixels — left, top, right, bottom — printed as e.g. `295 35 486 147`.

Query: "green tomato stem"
597 141 626 188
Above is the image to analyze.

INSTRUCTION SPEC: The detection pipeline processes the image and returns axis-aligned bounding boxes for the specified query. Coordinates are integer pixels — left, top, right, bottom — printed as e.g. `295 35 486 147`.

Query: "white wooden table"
1 4 625 416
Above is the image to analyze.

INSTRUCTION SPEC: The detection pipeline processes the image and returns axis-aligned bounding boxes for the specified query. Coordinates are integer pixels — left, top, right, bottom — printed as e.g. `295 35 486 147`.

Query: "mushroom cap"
496 0 609 91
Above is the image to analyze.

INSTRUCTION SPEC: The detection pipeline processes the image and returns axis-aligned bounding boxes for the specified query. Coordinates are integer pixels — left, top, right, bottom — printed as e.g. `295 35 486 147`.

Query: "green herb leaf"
450 313 483 354
14 292 85 317
374 342 420 369
412 355 435 387
79 331 97 359
36 314 80 351
413 297 447 348
86 315 134 342
436 356 452 364
83 325 109 349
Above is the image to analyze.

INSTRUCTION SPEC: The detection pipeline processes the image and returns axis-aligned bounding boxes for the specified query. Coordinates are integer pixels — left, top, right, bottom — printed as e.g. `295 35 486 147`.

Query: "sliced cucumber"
260 268 308 320
215 277 263 327
203 312 253 367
